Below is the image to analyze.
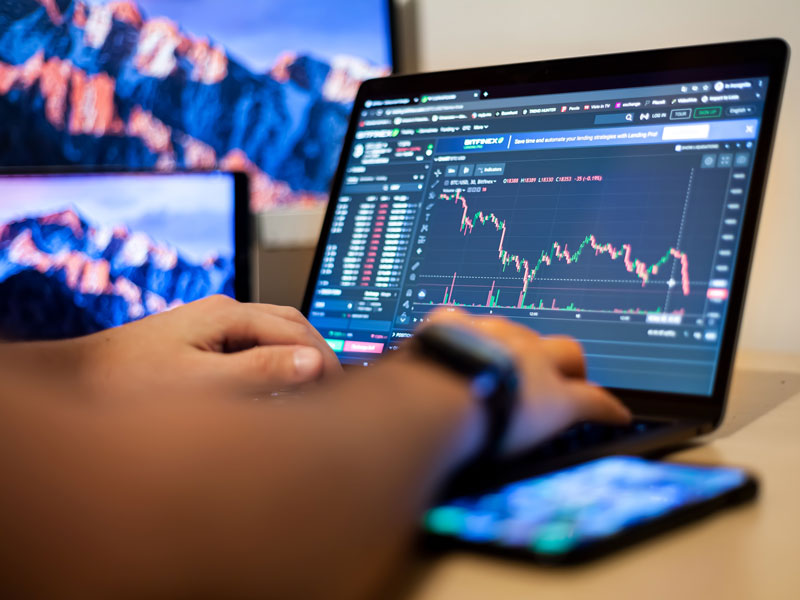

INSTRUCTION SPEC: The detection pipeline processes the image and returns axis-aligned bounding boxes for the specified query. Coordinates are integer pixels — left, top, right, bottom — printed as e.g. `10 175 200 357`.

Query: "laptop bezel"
303 38 789 428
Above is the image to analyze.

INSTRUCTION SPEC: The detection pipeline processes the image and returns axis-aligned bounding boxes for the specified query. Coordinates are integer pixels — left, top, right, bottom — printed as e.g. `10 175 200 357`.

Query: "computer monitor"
0 170 249 341
0 0 394 211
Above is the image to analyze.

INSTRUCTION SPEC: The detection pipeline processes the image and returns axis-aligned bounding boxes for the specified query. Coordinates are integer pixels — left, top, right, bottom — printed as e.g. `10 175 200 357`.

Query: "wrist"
375 351 486 474
409 323 518 464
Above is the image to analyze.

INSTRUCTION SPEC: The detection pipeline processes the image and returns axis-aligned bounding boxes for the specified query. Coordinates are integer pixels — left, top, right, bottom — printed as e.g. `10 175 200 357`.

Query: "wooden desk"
402 351 800 600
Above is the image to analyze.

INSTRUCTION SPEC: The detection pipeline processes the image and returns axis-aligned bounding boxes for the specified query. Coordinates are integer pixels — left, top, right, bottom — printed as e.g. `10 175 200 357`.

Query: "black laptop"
302 39 789 493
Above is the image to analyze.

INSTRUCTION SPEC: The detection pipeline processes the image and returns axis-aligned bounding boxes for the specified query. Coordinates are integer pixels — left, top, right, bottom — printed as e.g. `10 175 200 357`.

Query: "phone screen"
423 456 753 560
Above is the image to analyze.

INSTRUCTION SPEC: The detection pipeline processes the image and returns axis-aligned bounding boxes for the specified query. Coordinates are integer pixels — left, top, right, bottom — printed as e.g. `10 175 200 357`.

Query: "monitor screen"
0 0 392 211
0 171 237 340
306 75 770 396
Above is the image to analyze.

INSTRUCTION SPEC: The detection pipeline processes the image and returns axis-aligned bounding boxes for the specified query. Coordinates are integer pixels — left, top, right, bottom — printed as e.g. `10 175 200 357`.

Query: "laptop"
0 170 250 341
301 39 789 493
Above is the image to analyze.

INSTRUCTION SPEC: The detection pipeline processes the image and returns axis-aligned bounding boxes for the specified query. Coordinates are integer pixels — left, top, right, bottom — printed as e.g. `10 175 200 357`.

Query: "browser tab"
421 90 480 103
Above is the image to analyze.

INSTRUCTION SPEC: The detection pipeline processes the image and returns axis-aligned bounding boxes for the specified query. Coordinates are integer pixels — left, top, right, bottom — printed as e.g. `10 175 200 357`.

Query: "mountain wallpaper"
0 206 232 340
0 0 389 210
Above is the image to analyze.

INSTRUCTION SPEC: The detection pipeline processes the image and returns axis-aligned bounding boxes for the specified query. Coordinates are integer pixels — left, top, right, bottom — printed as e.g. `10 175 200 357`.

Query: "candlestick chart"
415 166 708 318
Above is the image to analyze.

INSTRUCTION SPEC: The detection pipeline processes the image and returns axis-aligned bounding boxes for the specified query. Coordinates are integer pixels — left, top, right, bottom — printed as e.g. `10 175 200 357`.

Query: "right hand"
423 308 632 455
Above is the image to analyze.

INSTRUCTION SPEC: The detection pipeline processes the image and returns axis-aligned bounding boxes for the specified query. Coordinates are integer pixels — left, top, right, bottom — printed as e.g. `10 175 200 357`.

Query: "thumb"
224 345 325 392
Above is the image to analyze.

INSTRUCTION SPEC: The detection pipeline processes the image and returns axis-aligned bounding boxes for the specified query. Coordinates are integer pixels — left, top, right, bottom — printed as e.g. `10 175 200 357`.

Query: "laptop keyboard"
441 418 677 498
523 419 669 461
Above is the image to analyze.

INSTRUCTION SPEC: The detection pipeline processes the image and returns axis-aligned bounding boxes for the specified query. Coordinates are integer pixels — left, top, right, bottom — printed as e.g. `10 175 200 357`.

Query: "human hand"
77 295 342 403
422 309 631 455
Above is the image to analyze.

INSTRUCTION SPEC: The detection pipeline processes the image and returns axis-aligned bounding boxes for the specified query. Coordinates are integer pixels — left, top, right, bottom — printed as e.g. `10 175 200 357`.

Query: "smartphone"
422 456 757 564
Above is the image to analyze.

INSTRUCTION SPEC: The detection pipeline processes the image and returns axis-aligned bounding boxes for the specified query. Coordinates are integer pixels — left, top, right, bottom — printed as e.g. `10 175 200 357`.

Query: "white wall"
405 0 800 353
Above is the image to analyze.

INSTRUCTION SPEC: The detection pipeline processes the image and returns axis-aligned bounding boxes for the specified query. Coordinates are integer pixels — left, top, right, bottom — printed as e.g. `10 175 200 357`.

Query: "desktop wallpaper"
0 173 235 340
0 0 391 211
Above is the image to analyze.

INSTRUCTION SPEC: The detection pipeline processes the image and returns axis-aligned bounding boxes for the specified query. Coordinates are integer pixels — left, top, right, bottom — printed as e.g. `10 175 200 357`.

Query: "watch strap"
412 323 518 463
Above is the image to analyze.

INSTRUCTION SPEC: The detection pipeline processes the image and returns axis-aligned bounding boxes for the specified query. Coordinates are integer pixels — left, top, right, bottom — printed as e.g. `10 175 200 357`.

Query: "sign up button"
670 108 691 120
694 106 722 119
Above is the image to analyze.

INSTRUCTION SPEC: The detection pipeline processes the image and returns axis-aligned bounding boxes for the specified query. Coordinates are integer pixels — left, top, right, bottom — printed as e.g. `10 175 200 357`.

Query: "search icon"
593 113 638 125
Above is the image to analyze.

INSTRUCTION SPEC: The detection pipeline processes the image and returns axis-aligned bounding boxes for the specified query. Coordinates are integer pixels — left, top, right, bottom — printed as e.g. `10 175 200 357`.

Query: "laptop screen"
0 171 239 341
307 74 771 396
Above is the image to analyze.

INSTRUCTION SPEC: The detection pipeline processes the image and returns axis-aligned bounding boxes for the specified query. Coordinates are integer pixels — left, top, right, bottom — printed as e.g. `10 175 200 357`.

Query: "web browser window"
308 77 769 395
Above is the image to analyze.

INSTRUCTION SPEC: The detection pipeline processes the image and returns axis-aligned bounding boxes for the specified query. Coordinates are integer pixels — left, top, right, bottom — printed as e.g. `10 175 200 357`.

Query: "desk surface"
402 350 800 600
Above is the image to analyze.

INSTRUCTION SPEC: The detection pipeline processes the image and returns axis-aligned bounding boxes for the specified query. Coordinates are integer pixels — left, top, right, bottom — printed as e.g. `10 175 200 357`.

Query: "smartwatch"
410 322 519 464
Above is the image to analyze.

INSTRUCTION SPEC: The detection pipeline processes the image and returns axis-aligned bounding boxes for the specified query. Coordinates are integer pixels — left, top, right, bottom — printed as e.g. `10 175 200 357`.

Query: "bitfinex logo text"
464 137 505 146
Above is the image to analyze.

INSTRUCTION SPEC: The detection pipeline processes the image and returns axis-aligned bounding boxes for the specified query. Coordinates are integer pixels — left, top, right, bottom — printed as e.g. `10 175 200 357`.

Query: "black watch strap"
411 323 519 464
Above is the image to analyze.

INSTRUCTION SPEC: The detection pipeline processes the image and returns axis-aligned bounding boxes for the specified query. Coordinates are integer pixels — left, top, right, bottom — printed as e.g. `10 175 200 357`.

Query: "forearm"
0 338 92 402
0 355 481 599
194 356 483 600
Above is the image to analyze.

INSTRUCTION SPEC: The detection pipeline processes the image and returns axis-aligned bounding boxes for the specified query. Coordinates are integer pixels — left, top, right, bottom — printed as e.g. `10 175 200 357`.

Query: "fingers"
247 303 310 326
222 310 317 348
220 345 326 392
565 381 632 425
539 336 586 379
424 309 585 379
422 308 631 455
471 322 584 380
240 304 342 378
418 308 633 454
192 297 342 379
426 308 532 347
248 304 343 377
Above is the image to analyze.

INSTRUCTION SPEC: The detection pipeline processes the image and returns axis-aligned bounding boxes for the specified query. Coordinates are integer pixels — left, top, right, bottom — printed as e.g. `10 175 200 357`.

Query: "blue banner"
435 119 759 153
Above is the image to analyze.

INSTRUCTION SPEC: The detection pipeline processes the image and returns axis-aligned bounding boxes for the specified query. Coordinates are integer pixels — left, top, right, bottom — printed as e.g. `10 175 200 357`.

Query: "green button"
325 339 344 352
694 106 722 119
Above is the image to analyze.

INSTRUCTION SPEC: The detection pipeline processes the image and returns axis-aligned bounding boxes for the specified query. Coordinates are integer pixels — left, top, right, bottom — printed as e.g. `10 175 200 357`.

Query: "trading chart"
415 153 714 321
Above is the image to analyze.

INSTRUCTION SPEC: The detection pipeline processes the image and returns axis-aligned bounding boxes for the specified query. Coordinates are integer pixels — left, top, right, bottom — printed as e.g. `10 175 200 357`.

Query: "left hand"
75 295 343 403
